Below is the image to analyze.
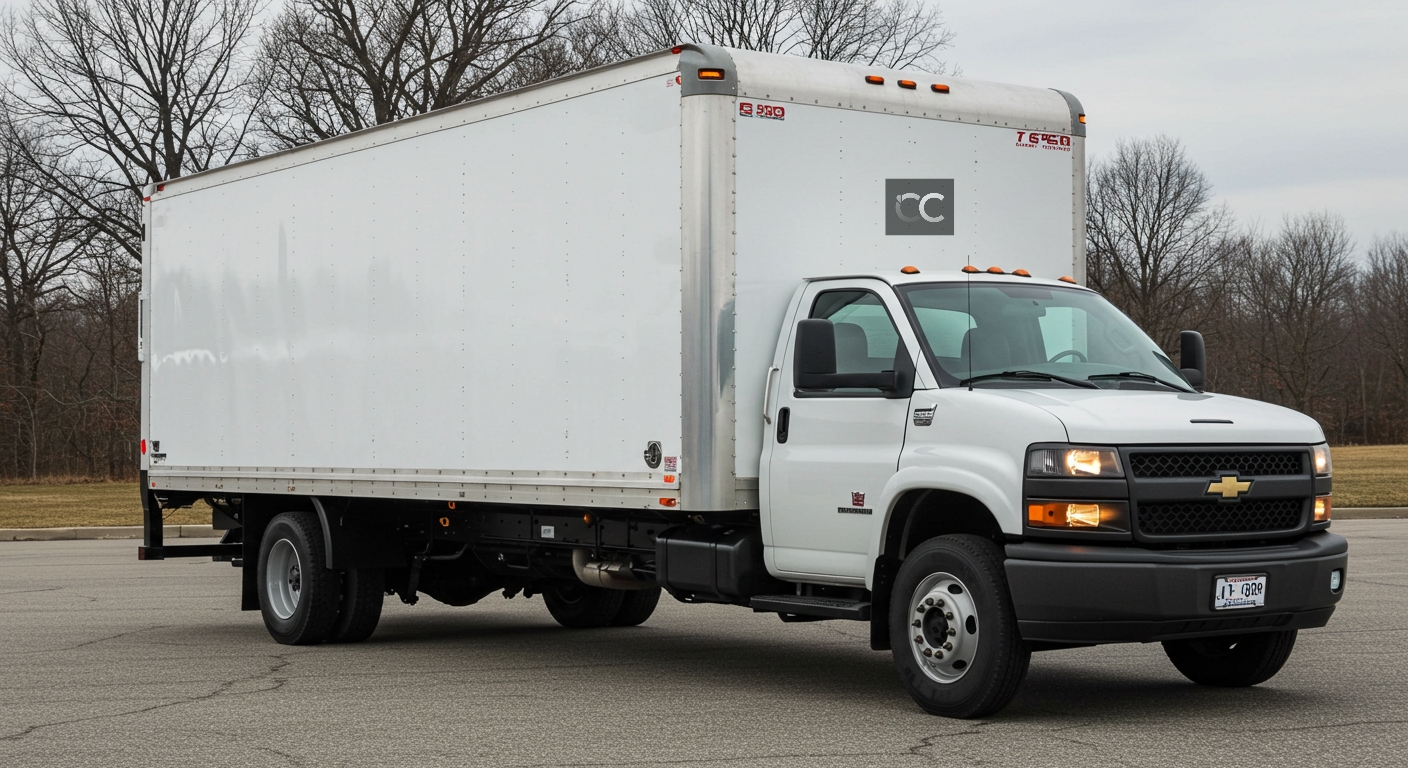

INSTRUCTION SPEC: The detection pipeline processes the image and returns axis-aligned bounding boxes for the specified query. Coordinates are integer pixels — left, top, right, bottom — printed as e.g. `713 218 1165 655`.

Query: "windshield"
897 282 1191 391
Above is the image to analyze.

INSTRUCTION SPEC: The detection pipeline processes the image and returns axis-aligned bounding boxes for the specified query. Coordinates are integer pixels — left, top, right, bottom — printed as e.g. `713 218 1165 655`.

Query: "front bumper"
1005 532 1347 644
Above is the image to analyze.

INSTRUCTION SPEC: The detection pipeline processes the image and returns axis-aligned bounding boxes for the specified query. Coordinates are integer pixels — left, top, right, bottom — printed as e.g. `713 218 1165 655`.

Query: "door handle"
776 407 790 444
763 365 780 424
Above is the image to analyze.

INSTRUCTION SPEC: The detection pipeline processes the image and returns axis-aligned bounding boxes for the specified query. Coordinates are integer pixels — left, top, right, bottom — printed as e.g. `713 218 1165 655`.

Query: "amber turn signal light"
698 68 725 80
1314 496 1332 522
1027 501 1128 531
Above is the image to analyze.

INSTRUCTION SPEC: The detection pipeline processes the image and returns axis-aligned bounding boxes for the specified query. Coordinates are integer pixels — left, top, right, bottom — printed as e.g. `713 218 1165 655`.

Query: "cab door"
762 280 925 581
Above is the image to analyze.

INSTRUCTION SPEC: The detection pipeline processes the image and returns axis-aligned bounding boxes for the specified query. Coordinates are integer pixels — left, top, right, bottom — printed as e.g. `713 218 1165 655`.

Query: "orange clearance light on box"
663 474 676 483
898 79 917 90
931 84 950 93
698 68 725 80
865 75 885 85
659 498 679 507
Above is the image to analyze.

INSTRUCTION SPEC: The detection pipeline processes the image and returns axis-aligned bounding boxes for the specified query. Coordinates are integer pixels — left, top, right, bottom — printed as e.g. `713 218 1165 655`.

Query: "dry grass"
1 446 1405 529
1331 445 1408 508
0 482 209 529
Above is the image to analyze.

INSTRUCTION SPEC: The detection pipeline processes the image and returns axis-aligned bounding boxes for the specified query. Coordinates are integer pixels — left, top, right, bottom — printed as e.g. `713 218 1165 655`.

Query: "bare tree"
1 0 261 262
253 0 579 148
1236 213 1356 417
0 115 96 477
618 0 953 69
1086 135 1235 354
1359 233 1408 426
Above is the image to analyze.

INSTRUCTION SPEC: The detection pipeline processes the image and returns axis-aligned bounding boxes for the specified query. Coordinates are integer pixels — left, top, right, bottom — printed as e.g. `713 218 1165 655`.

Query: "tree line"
0 0 1401 480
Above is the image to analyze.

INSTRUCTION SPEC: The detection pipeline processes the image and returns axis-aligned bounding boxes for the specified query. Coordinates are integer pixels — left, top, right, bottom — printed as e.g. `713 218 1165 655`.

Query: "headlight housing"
1027 446 1124 478
1311 443 1332 476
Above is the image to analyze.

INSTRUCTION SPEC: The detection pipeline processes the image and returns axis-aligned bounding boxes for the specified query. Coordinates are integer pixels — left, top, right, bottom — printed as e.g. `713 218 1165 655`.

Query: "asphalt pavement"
1 520 1404 767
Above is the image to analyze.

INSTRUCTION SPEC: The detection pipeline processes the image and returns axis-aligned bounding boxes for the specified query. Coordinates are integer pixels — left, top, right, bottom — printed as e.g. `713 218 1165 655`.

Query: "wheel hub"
265 538 303 621
908 572 979 684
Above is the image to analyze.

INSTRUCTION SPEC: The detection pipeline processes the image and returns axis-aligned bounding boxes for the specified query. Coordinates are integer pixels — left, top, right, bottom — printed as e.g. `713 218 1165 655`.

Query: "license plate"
1214 574 1267 610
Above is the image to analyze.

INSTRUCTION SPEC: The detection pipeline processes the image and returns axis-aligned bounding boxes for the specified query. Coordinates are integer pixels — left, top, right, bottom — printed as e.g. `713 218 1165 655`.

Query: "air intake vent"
1129 452 1303 479
1137 499 1303 536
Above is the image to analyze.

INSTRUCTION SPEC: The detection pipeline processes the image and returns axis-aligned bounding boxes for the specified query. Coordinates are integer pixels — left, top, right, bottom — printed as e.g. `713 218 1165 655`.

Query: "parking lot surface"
1 520 1404 767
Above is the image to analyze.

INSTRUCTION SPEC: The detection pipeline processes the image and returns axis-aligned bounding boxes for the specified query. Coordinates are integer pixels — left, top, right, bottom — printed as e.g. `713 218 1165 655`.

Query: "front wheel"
889 534 1030 718
1163 630 1297 687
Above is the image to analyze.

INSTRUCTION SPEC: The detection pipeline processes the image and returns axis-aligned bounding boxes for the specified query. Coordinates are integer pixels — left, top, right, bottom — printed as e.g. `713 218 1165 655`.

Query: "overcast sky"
944 0 1408 253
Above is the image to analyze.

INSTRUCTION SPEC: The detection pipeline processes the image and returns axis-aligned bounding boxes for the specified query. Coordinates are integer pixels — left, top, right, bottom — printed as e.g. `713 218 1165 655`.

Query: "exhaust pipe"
572 549 652 590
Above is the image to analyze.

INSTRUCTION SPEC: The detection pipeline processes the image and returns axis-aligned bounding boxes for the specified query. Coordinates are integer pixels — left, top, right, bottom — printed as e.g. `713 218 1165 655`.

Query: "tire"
541 580 626 629
609 587 662 627
1163 630 1297 687
889 534 1031 718
329 568 385 643
257 511 341 645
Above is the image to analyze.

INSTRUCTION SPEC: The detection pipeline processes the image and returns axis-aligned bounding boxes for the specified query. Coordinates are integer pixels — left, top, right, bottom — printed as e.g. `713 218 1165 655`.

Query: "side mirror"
793 319 913 396
1180 330 1207 391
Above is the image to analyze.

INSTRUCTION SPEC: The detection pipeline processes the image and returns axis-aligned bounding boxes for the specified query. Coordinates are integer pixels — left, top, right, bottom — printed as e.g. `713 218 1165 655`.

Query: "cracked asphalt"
1 520 1404 767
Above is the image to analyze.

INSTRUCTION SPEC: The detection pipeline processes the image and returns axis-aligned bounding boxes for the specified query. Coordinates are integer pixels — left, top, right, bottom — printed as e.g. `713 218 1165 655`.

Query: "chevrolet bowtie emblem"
1207 475 1252 499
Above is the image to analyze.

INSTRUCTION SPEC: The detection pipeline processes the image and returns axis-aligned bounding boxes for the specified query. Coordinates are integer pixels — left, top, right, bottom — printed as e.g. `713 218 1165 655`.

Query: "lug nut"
943 642 953 651
935 651 944 660
937 599 945 607
947 628 956 636
945 611 954 620
912 620 921 628
916 605 926 613
922 648 933 657
914 635 923 644
925 597 934 606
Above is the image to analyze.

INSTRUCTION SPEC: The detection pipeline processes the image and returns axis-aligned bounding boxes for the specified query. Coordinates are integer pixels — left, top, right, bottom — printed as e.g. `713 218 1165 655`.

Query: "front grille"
1129 451 1303 478
1137 498 1303 536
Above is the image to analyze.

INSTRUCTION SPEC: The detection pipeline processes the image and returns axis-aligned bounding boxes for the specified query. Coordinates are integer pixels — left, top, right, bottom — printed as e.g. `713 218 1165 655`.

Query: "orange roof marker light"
900 265 920 274
1012 269 1032 278
961 265 980 274
986 266 1005 274
1079 114 1086 124
698 68 725 80
865 75 885 85
898 79 917 90
932 84 950 94
1058 275 1077 284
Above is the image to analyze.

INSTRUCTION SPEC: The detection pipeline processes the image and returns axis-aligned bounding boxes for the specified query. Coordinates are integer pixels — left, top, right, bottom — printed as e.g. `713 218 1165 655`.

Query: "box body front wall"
148 77 684 477
733 103 1081 477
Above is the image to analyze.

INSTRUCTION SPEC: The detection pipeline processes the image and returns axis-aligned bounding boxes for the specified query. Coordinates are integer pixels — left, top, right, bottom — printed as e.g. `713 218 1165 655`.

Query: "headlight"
1028 447 1124 478
1027 501 1129 532
1311 443 1332 476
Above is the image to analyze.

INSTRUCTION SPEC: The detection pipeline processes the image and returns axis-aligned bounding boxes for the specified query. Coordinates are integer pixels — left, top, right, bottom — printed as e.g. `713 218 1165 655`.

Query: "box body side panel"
147 76 683 480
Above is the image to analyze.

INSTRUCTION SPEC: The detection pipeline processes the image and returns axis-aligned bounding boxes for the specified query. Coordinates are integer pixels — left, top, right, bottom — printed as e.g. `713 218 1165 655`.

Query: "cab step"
750 594 871 621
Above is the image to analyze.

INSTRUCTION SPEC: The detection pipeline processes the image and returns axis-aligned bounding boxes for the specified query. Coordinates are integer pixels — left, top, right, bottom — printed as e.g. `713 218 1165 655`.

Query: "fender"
864 463 1023 590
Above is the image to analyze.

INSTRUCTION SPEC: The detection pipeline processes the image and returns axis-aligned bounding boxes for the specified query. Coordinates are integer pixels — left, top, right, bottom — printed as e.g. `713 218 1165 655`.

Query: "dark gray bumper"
1005 532 1347 644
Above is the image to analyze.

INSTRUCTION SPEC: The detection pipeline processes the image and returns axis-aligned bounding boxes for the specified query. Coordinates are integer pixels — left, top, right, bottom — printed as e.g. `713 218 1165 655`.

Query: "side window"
809 290 901 375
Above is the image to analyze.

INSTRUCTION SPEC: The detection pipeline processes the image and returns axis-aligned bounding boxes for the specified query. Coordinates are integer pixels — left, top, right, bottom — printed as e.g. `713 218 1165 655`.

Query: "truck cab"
759 270 1345 715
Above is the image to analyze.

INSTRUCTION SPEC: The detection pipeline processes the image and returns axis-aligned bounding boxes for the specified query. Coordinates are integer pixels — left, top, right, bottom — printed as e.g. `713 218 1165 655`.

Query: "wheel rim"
266 538 302 620
907 571 979 684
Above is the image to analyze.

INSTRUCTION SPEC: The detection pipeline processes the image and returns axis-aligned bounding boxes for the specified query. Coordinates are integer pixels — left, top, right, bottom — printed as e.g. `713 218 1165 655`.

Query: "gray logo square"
886 179 954 236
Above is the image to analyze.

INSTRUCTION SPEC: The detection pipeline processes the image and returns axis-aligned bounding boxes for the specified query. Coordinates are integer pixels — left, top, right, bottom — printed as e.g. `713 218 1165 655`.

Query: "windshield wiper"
1086 371 1191 392
959 370 1099 389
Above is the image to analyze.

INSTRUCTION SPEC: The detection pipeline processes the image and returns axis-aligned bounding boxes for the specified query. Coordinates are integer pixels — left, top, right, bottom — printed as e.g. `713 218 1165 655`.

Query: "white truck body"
139 45 1345 718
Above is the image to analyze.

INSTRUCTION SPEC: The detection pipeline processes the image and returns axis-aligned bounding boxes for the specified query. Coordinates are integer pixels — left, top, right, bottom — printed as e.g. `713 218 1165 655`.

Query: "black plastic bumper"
1005 532 1347 644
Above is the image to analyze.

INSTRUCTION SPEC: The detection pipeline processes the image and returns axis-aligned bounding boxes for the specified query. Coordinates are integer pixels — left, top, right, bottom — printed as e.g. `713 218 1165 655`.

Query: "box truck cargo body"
139 46 1346 718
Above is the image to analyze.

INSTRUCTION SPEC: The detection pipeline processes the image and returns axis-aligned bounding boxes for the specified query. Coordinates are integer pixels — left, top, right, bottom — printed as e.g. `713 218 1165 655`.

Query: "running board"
750 594 871 621
138 544 242 560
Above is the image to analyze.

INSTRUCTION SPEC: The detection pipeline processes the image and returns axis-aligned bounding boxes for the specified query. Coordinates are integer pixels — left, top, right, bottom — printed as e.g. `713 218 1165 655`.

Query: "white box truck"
138 44 1347 718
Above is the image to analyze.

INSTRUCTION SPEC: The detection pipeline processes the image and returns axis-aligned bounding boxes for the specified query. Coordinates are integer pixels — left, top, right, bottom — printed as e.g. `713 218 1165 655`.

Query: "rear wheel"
542 581 625 628
1163 630 1297 687
889 534 1030 718
610 587 662 627
257 511 341 645
330 568 385 643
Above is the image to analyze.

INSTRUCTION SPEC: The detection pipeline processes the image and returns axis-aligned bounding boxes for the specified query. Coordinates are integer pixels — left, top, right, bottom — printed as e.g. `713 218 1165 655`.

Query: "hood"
985 389 1326 445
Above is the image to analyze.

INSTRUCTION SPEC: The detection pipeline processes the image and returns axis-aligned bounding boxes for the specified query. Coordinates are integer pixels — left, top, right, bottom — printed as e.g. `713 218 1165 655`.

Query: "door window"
808 290 903 392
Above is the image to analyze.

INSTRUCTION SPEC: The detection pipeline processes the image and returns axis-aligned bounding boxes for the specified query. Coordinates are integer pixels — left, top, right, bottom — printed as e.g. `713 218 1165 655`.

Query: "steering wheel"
1047 349 1087 363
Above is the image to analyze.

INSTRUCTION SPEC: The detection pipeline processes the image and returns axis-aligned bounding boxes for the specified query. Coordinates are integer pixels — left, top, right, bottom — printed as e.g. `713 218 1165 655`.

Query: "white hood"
986 389 1326 445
